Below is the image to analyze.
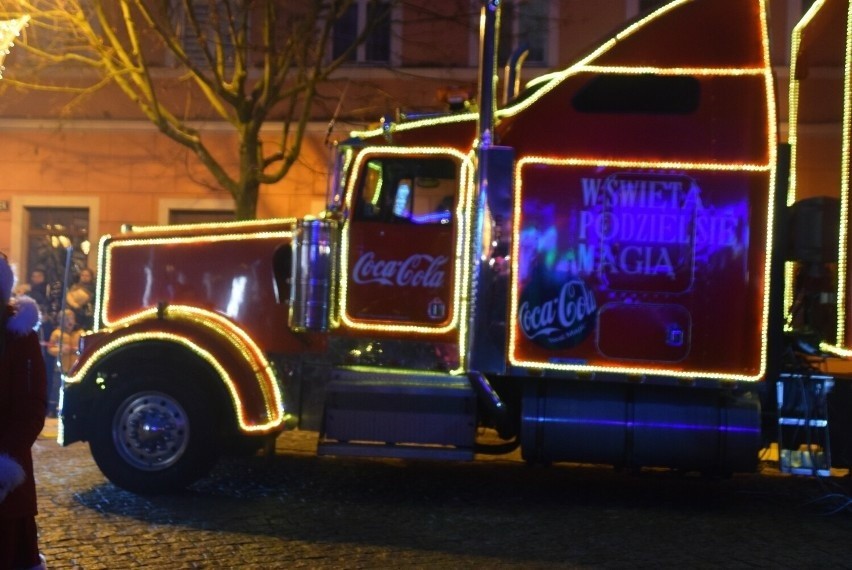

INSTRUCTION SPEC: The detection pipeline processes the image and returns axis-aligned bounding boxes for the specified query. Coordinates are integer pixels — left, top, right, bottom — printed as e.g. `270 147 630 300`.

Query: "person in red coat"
0 255 47 570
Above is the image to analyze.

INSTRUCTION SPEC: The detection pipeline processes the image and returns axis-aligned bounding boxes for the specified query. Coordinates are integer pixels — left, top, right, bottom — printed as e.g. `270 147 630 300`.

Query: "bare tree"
0 1 392 219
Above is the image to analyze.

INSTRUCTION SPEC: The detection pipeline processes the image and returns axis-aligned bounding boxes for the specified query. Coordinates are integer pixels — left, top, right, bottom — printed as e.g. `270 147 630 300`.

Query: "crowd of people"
14 265 95 418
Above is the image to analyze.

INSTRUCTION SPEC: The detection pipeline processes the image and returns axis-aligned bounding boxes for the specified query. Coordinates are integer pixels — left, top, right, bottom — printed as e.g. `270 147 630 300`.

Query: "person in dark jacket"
0 255 47 570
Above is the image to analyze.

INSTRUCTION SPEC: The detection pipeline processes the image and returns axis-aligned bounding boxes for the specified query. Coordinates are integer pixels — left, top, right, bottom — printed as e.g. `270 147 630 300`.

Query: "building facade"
0 0 828 284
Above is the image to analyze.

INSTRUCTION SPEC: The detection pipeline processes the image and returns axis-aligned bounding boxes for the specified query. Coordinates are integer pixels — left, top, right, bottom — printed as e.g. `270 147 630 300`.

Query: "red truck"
59 0 852 493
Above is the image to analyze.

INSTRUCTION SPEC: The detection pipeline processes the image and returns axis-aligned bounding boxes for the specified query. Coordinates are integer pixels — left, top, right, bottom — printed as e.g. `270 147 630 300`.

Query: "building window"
175 0 237 67
25 206 90 295
498 0 550 67
332 0 392 64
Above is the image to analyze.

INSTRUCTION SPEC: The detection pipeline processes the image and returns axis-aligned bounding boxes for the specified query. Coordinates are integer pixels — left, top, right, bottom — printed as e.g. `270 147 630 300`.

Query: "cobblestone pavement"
32 420 852 569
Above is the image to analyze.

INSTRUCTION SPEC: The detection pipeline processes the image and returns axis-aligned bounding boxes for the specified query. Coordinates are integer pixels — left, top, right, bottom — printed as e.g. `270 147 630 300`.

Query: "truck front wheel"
89 375 219 494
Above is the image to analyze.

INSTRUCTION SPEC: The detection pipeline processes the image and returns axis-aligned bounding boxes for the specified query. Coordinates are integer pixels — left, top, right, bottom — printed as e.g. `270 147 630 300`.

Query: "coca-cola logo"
518 277 597 349
353 252 448 288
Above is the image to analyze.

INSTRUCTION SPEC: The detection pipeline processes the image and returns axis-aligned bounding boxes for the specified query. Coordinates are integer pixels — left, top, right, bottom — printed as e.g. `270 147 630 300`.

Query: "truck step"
318 368 477 460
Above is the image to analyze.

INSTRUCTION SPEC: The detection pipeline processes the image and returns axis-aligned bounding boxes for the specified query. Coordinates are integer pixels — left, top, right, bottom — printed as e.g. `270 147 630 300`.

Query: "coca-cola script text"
352 252 448 288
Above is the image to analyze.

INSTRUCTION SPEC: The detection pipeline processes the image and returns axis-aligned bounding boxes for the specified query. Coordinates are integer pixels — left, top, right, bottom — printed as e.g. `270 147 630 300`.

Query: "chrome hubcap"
113 391 190 471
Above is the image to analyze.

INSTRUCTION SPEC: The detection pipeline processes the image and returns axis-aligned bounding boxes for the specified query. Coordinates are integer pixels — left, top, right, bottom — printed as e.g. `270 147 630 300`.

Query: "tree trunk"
233 180 260 221
233 132 262 220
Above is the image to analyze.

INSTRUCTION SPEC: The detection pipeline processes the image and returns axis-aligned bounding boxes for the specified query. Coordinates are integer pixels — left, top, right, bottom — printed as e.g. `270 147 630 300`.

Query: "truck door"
339 149 470 345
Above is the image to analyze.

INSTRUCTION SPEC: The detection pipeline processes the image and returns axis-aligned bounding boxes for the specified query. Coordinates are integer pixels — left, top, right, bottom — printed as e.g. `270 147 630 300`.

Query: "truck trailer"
58 0 852 493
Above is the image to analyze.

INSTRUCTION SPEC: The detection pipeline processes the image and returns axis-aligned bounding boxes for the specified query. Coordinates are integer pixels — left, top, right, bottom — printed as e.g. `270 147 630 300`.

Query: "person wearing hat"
0 255 47 569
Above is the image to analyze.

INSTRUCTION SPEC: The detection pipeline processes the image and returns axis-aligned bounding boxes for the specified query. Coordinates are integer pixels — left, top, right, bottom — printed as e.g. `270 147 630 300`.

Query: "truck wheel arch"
75 340 234 439
65 307 286 440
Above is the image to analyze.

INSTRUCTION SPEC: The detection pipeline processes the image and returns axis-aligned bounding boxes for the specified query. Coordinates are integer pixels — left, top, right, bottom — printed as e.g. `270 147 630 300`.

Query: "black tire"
89 373 219 494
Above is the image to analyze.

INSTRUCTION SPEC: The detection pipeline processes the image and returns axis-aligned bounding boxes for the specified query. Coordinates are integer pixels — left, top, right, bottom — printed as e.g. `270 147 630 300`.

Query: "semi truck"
58 0 852 493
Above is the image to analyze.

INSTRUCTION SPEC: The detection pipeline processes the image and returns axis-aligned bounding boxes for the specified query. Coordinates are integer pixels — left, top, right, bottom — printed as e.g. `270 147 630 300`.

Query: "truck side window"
354 157 457 225
572 74 700 115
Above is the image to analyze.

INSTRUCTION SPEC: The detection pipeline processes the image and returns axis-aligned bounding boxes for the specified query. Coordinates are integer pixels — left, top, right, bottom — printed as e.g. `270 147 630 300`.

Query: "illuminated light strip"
495 0 690 119
133 306 278 418
94 304 277 386
127 217 297 234
348 0 776 380
506 160 773 383
156 305 282 419
515 156 771 171
341 146 355 201
339 146 472 335
785 1 828 327
72 305 283 428
367 161 384 205
759 0 780 382
494 0 740 121
454 149 478 374
575 65 767 76
65 333 284 432
350 57 765 142
352 111 477 140
341 364 462 378
787 0 826 206
613 0 691 43
93 233 111 333
99 230 293 329
839 1 852 348
820 341 852 357
793 0 852 351
355 67 772 145
508 0 777 383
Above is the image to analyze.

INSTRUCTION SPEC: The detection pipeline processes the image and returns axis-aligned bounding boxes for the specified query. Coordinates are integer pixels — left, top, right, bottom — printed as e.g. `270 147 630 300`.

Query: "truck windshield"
354 156 458 225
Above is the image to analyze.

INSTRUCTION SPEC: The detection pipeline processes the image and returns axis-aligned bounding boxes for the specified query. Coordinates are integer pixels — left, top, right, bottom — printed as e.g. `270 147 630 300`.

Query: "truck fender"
65 304 284 435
